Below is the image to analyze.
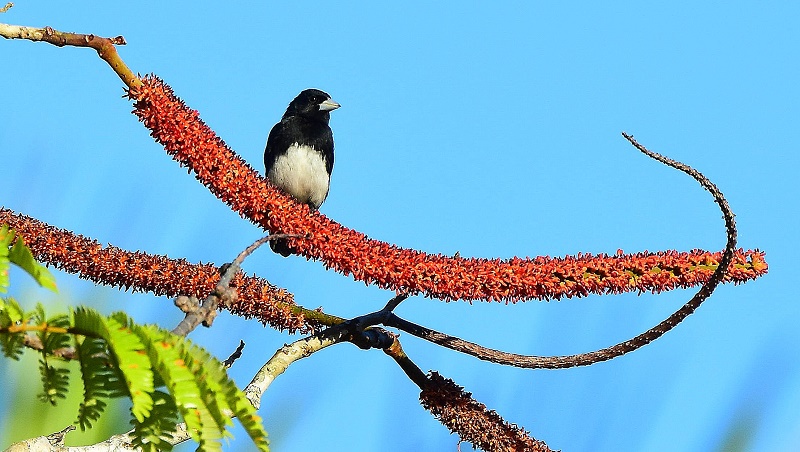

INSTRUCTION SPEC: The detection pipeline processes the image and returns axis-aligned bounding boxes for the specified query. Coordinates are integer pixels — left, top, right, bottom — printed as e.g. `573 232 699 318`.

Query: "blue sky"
1 2 798 451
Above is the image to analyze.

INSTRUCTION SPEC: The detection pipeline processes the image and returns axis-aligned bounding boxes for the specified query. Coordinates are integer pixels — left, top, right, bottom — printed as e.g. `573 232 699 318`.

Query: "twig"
223 340 246 368
170 234 297 336
382 335 429 389
351 292 409 331
0 22 138 88
22 335 76 360
3 427 136 452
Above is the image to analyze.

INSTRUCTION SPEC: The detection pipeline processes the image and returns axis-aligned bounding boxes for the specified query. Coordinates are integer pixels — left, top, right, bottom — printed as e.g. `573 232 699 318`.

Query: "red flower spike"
128 76 768 303
0 209 309 333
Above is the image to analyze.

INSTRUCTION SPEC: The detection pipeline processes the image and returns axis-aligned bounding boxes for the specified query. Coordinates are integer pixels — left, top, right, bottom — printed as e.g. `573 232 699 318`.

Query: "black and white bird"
264 89 340 256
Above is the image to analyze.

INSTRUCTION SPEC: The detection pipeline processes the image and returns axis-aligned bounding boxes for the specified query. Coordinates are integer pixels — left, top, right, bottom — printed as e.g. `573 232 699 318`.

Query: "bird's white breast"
267 143 330 209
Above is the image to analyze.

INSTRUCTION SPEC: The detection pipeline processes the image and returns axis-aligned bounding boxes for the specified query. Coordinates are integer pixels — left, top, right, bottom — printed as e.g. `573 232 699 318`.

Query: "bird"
264 89 340 256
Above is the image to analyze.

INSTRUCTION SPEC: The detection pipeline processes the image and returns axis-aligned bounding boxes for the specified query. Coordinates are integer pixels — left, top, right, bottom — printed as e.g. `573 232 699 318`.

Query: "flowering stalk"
0 208 321 333
129 75 767 303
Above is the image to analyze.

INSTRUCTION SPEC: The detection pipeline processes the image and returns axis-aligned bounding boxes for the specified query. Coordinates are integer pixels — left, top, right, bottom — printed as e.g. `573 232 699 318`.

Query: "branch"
244 292 405 406
222 340 246 368
240 303 553 452
3 424 192 452
0 22 139 88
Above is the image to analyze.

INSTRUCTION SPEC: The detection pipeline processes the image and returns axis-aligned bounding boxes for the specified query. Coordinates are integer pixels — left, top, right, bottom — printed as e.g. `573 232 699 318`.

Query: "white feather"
267 143 329 209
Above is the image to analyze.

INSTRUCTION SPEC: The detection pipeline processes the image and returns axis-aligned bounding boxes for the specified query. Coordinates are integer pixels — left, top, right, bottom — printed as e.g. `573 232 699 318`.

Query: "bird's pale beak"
319 99 341 112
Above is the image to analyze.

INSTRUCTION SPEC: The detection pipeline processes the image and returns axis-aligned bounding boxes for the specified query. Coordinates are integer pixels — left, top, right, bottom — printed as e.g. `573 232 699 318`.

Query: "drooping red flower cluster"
0 208 310 333
421 372 551 451
129 76 768 303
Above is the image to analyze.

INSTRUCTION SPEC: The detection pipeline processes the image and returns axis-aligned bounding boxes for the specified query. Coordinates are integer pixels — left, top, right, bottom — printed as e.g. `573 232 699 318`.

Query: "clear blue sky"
2 2 797 451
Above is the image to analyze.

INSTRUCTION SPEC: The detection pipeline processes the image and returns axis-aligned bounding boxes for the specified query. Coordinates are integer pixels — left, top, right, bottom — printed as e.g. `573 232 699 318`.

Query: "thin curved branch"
381 134 746 368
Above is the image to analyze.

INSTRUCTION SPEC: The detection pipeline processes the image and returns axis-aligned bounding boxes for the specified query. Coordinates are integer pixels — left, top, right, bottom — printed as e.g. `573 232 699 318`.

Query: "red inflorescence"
0 209 309 333
128 75 768 303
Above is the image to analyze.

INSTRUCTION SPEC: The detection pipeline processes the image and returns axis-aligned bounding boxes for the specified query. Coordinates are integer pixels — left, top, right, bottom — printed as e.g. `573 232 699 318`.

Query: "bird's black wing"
312 125 334 176
264 119 295 172
295 117 334 176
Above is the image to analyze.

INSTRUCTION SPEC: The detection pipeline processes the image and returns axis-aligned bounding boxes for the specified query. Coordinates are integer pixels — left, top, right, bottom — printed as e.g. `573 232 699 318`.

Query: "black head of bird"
283 89 340 123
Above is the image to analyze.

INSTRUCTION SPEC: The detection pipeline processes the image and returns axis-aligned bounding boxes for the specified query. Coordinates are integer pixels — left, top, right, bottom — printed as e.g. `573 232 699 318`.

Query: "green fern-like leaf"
38 357 70 405
0 297 25 359
35 306 72 405
233 397 270 451
133 324 224 450
7 233 57 292
107 312 156 421
74 308 155 422
0 329 25 360
76 336 115 430
181 341 235 434
130 390 180 452
0 296 24 326
5 297 268 450
38 307 71 354
186 339 269 451
0 225 12 293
